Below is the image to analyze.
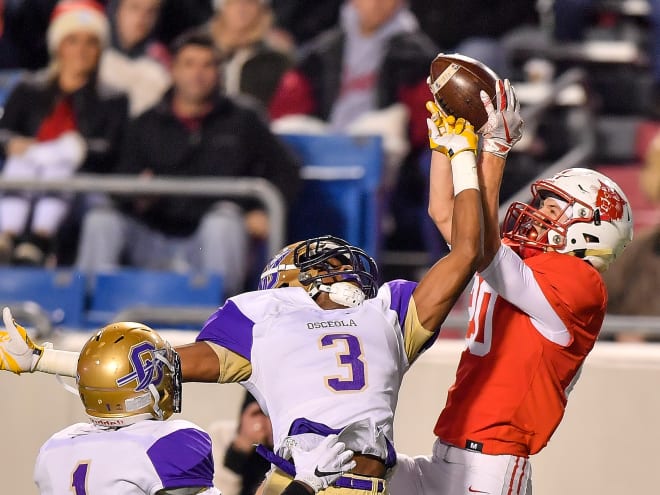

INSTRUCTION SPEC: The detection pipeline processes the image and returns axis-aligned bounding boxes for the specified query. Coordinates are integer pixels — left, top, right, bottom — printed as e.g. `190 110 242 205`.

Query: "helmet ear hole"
583 233 599 243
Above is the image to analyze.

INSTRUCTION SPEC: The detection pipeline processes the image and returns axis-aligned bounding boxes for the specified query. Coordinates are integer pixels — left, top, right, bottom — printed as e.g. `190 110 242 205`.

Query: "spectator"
269 0 343 51
0 0 128 266
211 391 273 495
75 31 300 296
155 0 214 45
269 0 438 251
602 135 660 342
271 0 434 144
204 0 292 116
408 0 539 79
0 0 58 70
100 0 171 116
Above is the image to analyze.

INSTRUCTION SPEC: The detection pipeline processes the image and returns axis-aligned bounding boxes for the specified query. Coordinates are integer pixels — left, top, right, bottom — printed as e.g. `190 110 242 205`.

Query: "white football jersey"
197 282 437 460
34 419 215 495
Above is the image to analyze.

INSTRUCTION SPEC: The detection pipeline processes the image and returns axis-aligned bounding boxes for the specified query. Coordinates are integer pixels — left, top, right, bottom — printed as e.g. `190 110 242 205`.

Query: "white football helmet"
77 322 182 427
502 167 633 272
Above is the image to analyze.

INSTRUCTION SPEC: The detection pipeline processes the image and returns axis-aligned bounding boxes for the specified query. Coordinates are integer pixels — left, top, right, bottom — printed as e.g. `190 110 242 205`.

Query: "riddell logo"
468 487 489 494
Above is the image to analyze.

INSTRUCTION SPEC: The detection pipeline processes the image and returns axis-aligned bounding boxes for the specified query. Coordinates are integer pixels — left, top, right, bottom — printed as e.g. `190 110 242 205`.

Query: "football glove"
480 79 523 158
426 101 478 158
0 307 44 374
292 434 356 493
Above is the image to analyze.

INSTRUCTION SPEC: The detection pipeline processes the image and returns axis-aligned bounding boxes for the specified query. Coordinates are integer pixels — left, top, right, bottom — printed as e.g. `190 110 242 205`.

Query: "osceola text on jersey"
306 320 358 330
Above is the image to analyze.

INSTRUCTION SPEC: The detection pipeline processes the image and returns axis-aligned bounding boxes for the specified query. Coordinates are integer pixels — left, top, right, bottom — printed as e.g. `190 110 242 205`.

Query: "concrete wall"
2 333 659 495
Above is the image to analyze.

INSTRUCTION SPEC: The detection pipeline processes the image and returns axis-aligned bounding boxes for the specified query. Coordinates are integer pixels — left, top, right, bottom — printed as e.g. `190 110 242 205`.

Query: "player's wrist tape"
294 475 322 493
450 152 479 195
35 348 79 377
482 138 510 159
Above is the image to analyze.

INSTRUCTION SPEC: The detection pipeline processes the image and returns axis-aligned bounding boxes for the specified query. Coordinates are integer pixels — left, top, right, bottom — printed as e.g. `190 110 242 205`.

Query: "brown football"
429 53 499 131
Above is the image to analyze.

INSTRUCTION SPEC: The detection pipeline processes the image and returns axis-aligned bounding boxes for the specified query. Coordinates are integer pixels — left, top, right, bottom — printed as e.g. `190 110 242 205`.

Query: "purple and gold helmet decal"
116 341 165 391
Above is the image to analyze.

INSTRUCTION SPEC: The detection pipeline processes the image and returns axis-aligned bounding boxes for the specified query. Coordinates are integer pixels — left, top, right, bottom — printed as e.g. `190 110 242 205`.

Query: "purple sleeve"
196 300 255 361
385 280 417 329
147 428 214 489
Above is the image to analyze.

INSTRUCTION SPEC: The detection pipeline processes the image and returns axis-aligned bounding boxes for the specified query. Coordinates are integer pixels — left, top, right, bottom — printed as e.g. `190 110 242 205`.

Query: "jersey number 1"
466 278 496 356
71 462 90 495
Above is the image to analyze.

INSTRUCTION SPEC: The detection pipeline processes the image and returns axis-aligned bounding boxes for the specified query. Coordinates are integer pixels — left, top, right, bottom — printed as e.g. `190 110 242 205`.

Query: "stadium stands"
0 267 85 330
280 134 384 257
86 269 223 329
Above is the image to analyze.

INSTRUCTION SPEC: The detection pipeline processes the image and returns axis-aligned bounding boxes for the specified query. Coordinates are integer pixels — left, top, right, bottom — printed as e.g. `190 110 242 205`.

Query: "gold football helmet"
77 322 182 427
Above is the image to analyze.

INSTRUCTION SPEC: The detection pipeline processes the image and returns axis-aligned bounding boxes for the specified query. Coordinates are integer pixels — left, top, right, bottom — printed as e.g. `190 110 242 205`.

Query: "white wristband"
450 151 479 195
35 348 79 377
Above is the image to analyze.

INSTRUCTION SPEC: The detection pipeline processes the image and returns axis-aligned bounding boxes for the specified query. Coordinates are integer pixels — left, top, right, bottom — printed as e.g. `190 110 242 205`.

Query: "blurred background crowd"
0 0 658 341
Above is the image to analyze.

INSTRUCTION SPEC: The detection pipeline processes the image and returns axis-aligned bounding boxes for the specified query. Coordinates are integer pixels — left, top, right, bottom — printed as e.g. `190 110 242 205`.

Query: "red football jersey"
434 253 607 456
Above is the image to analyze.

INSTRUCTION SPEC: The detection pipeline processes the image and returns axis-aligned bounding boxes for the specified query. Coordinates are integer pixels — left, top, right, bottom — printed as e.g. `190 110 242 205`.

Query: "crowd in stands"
0 0 658 312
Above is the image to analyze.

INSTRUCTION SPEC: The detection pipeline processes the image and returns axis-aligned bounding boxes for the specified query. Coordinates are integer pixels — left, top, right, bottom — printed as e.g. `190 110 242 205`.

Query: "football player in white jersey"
33 321 220 495
0 114 485 494
27 320 355 495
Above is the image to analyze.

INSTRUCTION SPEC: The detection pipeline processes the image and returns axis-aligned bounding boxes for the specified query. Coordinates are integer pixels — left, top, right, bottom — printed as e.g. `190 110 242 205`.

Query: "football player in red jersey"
390 79 633 495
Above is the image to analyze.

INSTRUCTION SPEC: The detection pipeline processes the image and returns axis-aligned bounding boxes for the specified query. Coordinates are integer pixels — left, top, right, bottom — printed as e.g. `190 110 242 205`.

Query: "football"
428 53 499 131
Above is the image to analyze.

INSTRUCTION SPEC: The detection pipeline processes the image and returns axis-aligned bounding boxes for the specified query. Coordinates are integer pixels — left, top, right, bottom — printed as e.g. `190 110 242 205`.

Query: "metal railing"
0 174 286 337
0 174 286 257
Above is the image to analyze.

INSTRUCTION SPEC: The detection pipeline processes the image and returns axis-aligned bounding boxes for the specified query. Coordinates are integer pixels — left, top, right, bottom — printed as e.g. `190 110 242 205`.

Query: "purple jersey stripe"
196 300 255 360
147 428 214 489
386 280 417 333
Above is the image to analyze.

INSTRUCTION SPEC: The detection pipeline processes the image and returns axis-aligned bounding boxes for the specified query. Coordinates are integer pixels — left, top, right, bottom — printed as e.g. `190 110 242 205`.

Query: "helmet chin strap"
311 281 365 307
149 384 164 420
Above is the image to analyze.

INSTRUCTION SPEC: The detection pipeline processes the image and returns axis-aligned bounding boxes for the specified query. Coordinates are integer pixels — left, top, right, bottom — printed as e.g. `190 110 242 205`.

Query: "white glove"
292 434 356 493
0 307 44 374
426 101 478 158
480 79 523 158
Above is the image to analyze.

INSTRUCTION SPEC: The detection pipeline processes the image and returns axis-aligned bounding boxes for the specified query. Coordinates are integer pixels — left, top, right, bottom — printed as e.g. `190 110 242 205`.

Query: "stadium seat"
86 269 223 328
280 134 384 257
0 267 86 329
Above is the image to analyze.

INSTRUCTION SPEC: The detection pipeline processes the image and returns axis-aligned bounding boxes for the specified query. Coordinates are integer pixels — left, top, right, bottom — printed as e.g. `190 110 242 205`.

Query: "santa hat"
47 0 110 54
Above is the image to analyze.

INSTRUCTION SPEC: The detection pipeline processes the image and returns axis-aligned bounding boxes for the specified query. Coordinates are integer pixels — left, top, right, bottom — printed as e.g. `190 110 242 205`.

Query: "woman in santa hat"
0 0 128 266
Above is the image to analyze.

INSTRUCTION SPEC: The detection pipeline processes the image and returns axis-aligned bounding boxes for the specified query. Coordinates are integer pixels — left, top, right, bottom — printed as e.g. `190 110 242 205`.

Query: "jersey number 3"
320 333 367 392
466 278 497 356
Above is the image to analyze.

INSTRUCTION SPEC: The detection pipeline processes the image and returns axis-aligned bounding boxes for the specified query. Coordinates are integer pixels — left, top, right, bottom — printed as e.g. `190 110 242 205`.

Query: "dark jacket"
117 92 301 237
0 71 128 173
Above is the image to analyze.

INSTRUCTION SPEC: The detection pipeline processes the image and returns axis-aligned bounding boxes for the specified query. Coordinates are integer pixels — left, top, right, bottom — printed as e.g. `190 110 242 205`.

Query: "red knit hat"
47 0 110 53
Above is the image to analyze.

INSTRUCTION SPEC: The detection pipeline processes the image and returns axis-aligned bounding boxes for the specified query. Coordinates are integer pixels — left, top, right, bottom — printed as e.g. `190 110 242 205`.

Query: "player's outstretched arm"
0 307 78 377
426 101 455 244
478 79 524 269
415 114 483 331
283 434 357 495
175 341 223 383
